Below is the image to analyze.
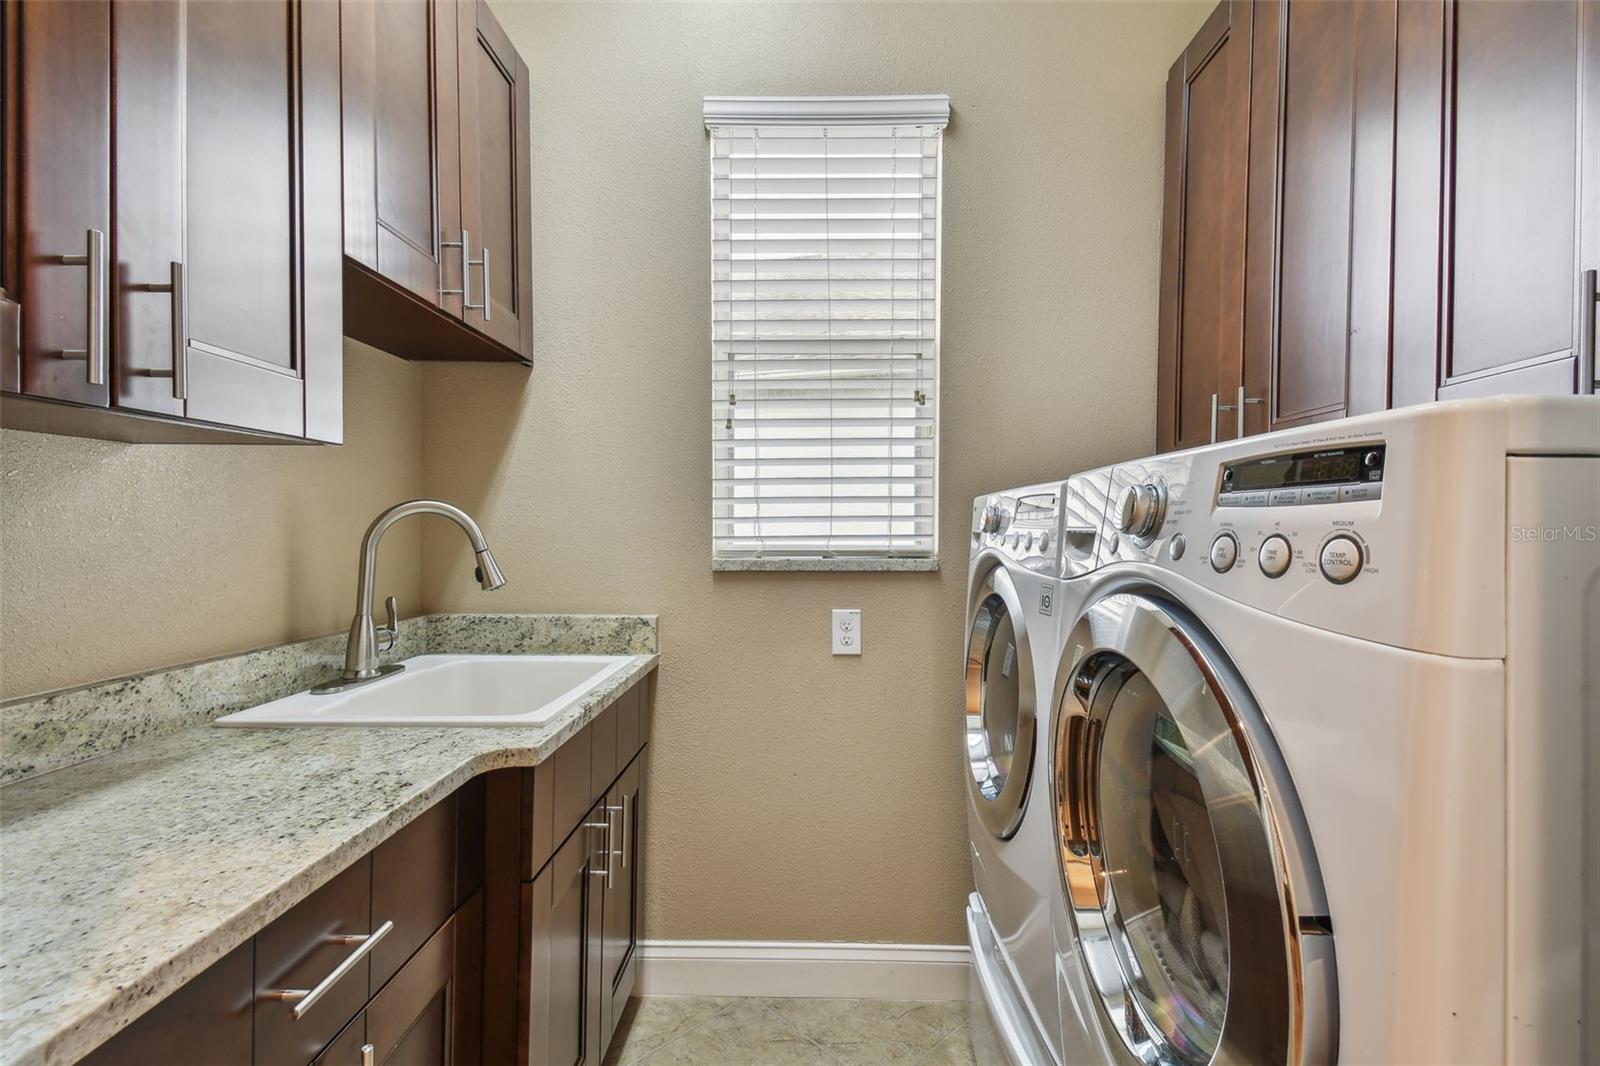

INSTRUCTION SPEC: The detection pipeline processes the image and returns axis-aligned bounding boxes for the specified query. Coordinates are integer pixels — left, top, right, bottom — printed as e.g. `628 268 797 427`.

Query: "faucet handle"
377 595 400 654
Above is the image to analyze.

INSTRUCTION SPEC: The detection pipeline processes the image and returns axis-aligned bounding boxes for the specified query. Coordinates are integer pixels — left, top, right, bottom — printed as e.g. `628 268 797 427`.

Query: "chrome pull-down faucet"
315 500 507 693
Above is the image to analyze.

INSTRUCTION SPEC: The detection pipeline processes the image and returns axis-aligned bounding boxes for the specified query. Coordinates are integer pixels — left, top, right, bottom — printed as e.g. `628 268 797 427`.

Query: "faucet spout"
336 499 507 684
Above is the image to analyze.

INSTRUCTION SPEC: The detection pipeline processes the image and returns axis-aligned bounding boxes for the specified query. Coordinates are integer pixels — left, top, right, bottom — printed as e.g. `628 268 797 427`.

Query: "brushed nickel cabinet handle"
584 818 613 885
360 1044 375 1066
605 802 626 870
439 228 470 309
55 227 107 385
465 242 488 318
1215 386 1263 441
145 261 187 399
1580 269 1597 395
265 919 393 1020
620 793 631 870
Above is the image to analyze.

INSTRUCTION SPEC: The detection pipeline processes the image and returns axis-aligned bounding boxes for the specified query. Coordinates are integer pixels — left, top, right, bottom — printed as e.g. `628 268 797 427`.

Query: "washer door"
965 560 1036 840
1051 591 1332 1065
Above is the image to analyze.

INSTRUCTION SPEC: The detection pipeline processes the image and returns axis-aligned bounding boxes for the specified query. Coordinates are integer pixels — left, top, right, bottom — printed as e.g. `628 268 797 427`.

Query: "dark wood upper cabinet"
342 0 533 365
1246 0 1398 429
1157 0 1252 454
12 0 111 411
1394 0 1600 402
1159 0 1599 454
2 0 344 443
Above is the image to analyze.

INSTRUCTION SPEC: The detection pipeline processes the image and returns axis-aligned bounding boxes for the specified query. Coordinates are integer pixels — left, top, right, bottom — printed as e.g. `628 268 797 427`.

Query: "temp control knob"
981 505 1004 534
1117 482 1167 540
1319 534 1363 585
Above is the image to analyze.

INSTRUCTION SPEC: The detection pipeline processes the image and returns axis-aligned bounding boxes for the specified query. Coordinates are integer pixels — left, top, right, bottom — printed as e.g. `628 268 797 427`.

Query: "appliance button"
1168 534 1187 561
1236 490 1269 507
1301 486 1340 505
1319 535 1363 584
1363 450 1381 468
1023 532 1036 551
1209 533 1238 573
1268 488 1301 507
1338 482 1382 503
1218 492 1245 508
1037 531 1052 555
1258 534 1292 578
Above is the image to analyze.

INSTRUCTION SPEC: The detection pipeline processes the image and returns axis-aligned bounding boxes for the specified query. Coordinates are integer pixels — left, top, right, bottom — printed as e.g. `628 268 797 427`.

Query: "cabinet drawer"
82 940 254 1066
370 792 457 993
254 857 374 1066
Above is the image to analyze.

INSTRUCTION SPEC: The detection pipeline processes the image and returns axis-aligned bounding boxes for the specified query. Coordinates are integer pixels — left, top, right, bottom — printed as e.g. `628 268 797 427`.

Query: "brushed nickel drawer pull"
55 227 107 386
361 1043 375 1066
266 919 393 1020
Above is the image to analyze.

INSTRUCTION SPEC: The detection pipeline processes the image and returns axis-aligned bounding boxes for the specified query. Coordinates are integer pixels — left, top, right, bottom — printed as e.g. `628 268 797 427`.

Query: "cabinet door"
176 0 341 439
456 0 532 358
366 892 485 1066
81 941 254 1066
14 0 111 408
1394 0 1599 402
343 0 463 315
600 750 645 1049
523 806 606 1066
1245 0 1398 429
1157 0 1252 452
107 0 340 439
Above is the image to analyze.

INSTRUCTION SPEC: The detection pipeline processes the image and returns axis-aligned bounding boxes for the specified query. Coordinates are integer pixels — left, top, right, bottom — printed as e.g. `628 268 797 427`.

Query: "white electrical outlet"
832 609 862 656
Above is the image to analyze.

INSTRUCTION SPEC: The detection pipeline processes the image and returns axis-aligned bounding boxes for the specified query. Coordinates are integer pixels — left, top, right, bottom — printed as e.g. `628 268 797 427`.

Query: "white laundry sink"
214 654 635 728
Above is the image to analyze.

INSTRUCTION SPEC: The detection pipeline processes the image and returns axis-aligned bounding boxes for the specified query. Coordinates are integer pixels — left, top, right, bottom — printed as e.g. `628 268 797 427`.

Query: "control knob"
1116 482 1167 541
981 504 1005 535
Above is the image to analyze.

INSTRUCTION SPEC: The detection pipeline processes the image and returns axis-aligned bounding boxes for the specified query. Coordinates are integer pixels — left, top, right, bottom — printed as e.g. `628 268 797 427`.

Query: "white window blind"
706 95 948 563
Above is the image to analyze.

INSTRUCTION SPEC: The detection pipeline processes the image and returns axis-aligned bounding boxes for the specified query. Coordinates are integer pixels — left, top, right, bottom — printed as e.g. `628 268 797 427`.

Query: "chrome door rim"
965 558 1036 840
1050 590 1318 1065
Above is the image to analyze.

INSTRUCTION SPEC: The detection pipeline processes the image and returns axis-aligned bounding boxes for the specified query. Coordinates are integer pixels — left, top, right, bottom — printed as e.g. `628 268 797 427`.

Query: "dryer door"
965 560 1036 840
1051 592 1335 1065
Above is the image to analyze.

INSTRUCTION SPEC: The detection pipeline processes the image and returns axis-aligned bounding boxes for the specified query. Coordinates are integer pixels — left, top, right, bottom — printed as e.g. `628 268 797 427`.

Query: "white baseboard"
636 940 972 1002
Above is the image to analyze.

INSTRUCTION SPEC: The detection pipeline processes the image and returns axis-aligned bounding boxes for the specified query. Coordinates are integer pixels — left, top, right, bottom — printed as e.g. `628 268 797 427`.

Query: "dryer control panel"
1088 403 1515 659
971 485 1061 573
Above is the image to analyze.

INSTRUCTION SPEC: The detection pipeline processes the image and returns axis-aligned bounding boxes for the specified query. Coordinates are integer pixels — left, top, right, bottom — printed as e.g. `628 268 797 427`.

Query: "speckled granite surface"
0 633 657 1066
711 557 940 572
1 614 656 785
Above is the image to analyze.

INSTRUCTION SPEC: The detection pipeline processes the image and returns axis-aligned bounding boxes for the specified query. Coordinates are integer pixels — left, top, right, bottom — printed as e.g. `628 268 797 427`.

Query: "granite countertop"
0 624 656 1066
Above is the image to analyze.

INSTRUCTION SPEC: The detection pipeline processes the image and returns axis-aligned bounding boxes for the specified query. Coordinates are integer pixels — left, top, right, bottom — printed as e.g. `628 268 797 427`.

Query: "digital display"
1222 446 1383 492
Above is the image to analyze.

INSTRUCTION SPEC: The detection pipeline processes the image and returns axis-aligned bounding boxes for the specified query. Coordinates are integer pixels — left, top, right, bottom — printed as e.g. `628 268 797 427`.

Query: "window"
705 95 949 570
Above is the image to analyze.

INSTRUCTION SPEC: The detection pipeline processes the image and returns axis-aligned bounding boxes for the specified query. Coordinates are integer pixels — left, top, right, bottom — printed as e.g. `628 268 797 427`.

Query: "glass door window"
1053 592 1326 1064
966 566 1035 839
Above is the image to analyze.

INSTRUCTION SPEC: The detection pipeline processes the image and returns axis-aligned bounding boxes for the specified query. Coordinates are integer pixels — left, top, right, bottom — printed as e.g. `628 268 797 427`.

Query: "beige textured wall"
423 1 1210 943
0 339 424 699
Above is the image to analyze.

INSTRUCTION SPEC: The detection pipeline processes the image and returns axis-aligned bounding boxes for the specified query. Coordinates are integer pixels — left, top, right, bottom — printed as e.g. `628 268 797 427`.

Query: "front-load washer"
1044 396 1598 1064
966 483 1068 1066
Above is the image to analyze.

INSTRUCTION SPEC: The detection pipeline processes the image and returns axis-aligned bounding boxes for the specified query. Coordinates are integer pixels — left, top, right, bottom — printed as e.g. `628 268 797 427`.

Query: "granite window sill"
712 557 941 573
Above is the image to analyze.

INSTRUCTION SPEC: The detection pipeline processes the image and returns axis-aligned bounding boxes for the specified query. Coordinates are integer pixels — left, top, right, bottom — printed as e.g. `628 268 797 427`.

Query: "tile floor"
602 996 1006 1066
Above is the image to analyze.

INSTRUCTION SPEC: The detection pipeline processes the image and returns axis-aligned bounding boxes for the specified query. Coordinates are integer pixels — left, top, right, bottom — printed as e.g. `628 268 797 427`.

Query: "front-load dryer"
965 483 1067 1066
1044 396 1599 1064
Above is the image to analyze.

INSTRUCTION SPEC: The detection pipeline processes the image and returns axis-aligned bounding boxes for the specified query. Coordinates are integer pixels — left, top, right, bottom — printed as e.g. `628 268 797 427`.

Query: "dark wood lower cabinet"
81 941 254 1066
76 679 653 1066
